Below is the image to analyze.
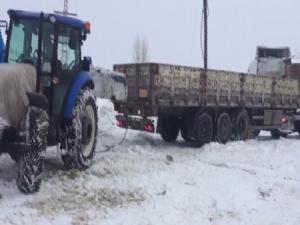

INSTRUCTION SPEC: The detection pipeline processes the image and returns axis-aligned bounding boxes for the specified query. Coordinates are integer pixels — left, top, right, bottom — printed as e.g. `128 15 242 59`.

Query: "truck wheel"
17 107 49 193
193 112 213 147
216 113 232 144
271 130 280 139
235 109 250 141
62 88 98 170
159 116 179 142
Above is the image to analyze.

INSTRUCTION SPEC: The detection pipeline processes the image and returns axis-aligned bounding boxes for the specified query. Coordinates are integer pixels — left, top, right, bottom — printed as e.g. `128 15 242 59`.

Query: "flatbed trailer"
113 63 299 145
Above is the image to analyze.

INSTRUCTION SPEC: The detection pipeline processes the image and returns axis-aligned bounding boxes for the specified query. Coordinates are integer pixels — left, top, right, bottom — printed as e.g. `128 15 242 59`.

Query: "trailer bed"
114 63 299 117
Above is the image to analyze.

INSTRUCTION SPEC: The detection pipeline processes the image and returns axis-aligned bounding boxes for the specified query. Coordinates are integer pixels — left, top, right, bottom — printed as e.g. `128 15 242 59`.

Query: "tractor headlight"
49 15 56 24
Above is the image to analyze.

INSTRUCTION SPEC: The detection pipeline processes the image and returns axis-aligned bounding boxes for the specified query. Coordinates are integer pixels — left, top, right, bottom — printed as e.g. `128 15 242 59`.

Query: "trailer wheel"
235 109 250 141
17 107 49 194
253 130 260 139
62 88 98 170
180 118 192 142
216 113 232 144
193 112 213 147
271 129 280 139
180 127 192 142
159 116 179 142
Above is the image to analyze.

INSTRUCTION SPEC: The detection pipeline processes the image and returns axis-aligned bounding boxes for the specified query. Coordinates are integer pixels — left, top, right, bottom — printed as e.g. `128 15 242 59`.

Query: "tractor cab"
4 10 92 116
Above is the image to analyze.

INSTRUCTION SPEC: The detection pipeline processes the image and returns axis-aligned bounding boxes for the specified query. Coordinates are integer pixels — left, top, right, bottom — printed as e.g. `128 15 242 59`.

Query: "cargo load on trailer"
91 66 127 101
0 64 36 127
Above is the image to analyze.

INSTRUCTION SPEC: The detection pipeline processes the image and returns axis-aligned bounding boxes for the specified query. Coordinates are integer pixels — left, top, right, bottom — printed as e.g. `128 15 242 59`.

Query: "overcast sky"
1 0 300 72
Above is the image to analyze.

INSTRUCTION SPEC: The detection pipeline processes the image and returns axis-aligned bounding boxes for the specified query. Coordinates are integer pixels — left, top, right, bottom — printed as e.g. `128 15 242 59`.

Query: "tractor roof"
8 9 85 31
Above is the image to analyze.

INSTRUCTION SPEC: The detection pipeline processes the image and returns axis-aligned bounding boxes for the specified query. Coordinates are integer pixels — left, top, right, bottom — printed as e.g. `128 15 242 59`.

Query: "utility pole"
64 0 69 14
203 0 208 70
54 0 77 16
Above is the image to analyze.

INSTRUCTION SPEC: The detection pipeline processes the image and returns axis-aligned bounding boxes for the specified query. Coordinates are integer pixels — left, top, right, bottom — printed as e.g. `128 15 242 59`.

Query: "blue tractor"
0 10 98 193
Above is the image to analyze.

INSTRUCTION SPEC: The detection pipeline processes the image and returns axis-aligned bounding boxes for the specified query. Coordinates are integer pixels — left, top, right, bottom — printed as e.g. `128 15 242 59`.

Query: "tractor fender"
27 92 49 111
63 72 94 119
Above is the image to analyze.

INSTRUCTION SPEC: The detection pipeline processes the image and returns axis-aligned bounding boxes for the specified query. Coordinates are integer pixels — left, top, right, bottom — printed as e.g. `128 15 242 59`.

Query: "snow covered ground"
0 99 300 225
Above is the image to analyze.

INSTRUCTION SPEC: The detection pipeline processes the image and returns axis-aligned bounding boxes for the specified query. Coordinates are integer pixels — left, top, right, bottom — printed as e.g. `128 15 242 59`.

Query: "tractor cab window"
57 25 81 73
8 19 39 64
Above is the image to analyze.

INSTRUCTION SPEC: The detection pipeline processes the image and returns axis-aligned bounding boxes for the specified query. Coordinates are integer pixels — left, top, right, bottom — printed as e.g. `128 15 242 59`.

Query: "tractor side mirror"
82 56 92 71
0 20 8 34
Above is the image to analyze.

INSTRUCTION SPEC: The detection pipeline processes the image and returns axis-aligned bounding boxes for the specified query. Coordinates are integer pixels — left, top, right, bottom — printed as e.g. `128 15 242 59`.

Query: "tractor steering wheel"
67 60 76 71
16 50 38 66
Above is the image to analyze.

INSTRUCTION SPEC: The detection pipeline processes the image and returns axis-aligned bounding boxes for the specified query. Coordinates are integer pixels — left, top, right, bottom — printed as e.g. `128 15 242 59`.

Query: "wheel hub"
82 116 92 145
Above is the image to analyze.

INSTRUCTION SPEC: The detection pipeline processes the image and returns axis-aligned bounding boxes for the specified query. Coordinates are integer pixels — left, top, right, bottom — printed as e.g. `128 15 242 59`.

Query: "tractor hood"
0 63 36 127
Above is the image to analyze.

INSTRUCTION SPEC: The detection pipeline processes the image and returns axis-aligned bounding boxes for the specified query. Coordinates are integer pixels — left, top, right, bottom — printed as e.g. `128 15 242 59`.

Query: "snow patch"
0 99 300 224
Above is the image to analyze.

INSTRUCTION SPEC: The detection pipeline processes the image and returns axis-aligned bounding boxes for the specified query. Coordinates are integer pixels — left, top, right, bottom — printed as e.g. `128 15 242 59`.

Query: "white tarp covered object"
0 63 36 128
91 66 127 101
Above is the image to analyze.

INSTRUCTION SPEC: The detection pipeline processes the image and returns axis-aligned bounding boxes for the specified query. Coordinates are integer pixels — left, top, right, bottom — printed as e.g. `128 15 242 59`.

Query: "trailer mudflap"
116 114 155 133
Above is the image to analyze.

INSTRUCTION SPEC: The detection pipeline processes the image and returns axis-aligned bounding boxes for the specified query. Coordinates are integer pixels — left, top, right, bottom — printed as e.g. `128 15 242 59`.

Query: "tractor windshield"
7 19 39 64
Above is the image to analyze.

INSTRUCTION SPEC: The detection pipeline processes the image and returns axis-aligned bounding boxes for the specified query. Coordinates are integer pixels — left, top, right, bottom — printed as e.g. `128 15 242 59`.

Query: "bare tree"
133 35 149 63
133 36 141 63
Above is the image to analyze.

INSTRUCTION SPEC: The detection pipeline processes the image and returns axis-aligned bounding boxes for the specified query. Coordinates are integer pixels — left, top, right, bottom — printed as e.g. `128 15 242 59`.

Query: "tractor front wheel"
62 88 98 170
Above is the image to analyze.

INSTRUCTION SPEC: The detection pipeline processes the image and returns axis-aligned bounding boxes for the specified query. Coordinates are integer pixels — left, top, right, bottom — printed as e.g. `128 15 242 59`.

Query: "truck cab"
248 46 291 77
249 46 294 138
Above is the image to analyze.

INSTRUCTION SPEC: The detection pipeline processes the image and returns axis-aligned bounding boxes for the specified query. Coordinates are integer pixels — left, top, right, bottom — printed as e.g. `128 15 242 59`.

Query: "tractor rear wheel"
62 88 98 169
17 106 49 193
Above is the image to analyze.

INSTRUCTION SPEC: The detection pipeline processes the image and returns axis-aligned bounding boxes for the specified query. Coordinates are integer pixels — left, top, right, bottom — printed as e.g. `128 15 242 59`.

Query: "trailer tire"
253 130 260 139
235 109 250 141
17 107 49 194
62 88 98 170
180 118 192 142
159 116 179 143
271 129 280 139
180 128 192 142
193 112 213 147
216 113 232 144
